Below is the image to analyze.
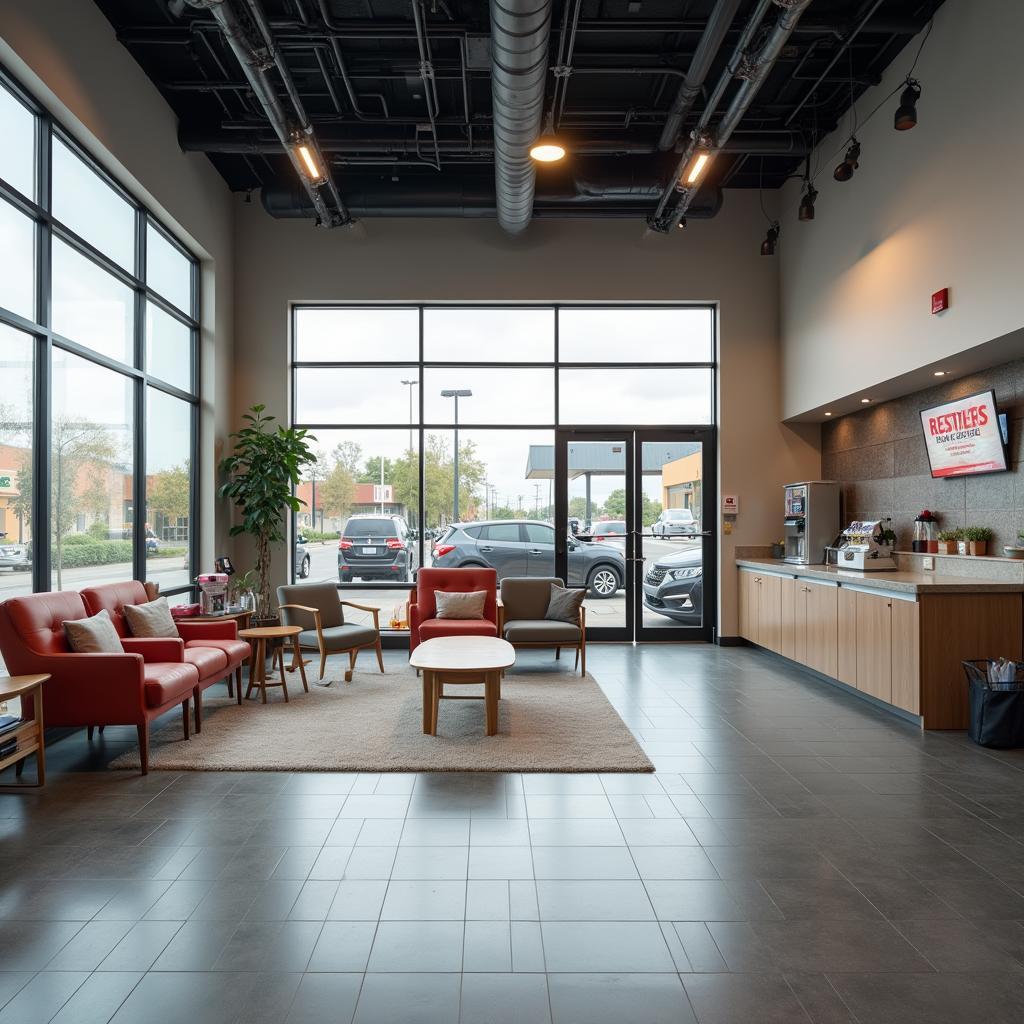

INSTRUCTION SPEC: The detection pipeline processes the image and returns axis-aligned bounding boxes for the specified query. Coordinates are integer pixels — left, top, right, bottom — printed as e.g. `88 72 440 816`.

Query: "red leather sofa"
0 590 197 774
408 567 499 653
81 581 250 732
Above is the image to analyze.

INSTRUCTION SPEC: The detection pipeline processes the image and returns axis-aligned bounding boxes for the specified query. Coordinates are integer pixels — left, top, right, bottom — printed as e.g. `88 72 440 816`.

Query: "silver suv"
651 508 698 537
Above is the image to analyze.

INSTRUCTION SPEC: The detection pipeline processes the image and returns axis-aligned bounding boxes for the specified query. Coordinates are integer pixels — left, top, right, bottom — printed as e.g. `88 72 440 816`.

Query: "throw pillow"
545 584 586 624
123 596 178 638
434 590 487 620
63 609 125 654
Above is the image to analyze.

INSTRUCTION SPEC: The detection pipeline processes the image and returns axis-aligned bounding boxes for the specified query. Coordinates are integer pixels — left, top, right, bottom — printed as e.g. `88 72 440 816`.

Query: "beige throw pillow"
124 596 178 638
434 590 487 620
545 584 586 624
63 609 125 654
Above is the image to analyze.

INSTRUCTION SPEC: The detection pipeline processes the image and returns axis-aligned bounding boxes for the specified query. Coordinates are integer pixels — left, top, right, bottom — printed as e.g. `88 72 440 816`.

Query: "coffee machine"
783 481 840 565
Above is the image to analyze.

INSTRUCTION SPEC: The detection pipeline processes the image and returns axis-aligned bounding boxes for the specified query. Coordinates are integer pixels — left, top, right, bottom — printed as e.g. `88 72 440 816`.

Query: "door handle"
527 549 544 555
480 546 493 552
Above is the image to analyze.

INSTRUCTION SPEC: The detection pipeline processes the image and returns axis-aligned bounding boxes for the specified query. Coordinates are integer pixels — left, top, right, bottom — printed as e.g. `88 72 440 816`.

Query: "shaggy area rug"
111 665 653 773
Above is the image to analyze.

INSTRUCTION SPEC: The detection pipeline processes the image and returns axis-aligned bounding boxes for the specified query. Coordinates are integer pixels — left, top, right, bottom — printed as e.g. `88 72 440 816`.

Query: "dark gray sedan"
642 544 702 624
431 519 625 598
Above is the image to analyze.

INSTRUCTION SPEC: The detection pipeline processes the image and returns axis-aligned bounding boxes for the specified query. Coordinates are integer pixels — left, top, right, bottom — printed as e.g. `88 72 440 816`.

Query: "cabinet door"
805 581 838 678
758 574 783 653
738 570 759 642
856 591 892 703
891 598 920 714
837 586 858 687
779 577 798 660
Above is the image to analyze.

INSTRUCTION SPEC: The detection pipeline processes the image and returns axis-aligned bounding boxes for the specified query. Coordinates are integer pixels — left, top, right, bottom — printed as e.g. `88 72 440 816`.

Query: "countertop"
735 558 1024 595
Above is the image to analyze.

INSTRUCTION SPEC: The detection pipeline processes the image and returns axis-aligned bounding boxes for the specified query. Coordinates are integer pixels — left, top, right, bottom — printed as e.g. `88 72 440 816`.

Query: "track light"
833 138 860 182
294 142 326 185
894 78 921 131
798 182 818 221
760 222 779 256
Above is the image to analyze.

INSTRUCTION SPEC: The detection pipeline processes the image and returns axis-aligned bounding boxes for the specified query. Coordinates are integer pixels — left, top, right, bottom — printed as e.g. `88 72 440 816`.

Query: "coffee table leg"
259 640 268 704
485 672 498 736
293 636 309 692
277 646 289 703
422 670 433 734
431 675 441 736
245 639 260 700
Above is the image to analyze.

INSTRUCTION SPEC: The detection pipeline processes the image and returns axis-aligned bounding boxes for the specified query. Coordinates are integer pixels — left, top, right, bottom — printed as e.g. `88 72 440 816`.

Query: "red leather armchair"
81 581 250 731
0 591 198 774
408 567 499 653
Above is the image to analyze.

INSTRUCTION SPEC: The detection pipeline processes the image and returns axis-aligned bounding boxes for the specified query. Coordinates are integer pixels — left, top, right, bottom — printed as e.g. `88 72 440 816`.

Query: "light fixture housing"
894 79 921 131
682 150 711 186
294 141 327 185
798 182 818 221
833 139 860 182
760 222 780 256
529 136 566 162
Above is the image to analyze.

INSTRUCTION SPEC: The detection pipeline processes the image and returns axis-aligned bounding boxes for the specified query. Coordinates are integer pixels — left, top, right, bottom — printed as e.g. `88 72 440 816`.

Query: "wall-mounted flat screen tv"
920 389 1009 479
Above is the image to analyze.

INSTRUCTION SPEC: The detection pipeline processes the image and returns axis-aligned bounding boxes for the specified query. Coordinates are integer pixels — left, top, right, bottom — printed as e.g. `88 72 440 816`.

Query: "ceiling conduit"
657 0 743 151
488 0 553 234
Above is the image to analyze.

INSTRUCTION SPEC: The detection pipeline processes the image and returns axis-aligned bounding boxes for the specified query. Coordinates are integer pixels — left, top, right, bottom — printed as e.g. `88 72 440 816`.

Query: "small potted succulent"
1005 530 1024 560
962 526 993 556
937 528 962 555
771 538 785 559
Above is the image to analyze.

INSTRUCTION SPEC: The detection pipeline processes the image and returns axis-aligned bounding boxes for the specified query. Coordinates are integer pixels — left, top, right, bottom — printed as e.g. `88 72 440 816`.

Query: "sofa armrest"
24 651 148 721
176 620 239 642
121 637 185 662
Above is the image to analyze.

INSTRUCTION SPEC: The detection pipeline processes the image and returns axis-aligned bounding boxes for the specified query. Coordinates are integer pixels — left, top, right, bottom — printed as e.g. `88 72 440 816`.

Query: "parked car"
643 544 702 624
588 520 627 547
339 515 416 583
0 535 31 572
296 535 310 579
431 519 624 598
652 508 698 537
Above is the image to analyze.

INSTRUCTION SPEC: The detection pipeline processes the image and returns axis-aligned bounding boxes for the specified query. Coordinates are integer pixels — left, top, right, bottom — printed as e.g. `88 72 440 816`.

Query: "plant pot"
1003 546 1024 560
969 541 987 556
938 541 958 555
771 543 784 559
957 541 968 556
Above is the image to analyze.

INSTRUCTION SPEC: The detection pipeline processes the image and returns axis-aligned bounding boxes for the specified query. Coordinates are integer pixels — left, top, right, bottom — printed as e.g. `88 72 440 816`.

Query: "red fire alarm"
931 288 950 314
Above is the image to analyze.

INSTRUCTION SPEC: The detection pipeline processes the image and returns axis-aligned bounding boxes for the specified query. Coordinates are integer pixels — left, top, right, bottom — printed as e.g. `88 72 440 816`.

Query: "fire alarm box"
931 288 950 314
722 494 739 515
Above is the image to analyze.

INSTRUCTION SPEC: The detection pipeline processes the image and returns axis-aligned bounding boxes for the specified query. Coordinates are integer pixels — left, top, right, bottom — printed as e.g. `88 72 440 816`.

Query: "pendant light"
894 78 921 130
833 138 860 182
760 222 780 256
798 157 817 221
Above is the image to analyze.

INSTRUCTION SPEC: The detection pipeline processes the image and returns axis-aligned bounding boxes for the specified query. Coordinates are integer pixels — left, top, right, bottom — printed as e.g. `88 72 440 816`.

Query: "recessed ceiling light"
860 398 871 403
933 370 946 376
824 412 832 416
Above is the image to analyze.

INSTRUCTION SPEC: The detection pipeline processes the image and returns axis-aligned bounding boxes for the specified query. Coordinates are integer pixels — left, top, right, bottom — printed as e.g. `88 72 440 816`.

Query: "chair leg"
574 646 580 671
555 646 560 660
182 699 191 740
98 726 104 734
580 641 586 677
194 688 203 733
375 638 385 673
137 723 150 775
87 725 94 741
293 636 309 693
319 648 328 681
345 647 358 683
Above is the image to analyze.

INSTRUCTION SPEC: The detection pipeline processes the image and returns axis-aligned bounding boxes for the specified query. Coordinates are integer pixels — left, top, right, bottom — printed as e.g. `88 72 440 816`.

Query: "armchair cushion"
418 618 498 642
183 646 229 679
503 619 581 644
63 609 124 654
500 577 563 622
434 590 487 620
301 623 378 652
278 582 345 629
184 638 250 664
121 637 185 663
123 597 177 638
143 662 201 708
545 584 587 624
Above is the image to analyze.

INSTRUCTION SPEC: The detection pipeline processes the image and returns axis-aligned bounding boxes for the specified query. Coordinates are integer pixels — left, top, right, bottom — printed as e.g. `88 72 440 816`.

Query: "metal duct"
488 0 553 234
657 0 742 151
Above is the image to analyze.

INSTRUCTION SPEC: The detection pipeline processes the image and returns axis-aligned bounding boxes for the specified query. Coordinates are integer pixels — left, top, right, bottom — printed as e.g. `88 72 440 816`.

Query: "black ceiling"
94 0 944 222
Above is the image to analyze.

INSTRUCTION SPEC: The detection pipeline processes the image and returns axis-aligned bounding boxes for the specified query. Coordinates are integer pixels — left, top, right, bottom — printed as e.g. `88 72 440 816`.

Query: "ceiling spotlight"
798 182 818 221
833 138 860 182
760 222 780 256
529 136 566 163
894 79 921 131
824 411 832 417
933 370 946 377
860 397 871 404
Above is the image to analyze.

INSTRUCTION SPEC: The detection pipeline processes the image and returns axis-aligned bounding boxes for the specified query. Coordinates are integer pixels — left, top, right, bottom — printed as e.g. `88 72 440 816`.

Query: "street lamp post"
400 378 418 454
440 388 472 521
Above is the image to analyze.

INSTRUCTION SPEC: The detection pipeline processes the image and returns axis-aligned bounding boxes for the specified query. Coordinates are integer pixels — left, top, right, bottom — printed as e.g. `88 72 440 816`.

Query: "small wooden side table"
238 626 308 704
0 674 49 789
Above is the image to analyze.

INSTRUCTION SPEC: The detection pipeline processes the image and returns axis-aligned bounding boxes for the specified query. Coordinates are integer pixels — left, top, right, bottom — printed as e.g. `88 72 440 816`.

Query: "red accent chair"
81 581 250 732
0 591 198 774
408 567 499 653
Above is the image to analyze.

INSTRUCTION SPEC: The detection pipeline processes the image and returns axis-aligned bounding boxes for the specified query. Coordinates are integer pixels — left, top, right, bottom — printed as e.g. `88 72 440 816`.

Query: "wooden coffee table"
410 637 516 737
238 626 308 704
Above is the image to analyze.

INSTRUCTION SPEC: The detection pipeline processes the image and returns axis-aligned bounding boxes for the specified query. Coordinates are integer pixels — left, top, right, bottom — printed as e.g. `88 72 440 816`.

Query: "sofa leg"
98 726 105 734
87 725 94 741
235 666 243 705
194 689 203 733
182 700 191 741
555 646 560 660
137 724 150 775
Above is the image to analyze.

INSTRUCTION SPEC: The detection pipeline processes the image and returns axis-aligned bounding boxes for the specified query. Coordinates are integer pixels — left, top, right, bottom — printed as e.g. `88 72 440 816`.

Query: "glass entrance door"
554 428 716 642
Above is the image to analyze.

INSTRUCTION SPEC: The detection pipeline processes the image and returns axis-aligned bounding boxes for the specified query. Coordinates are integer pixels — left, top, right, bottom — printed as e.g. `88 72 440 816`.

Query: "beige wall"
233 192 820 636
0 0 235 564
780 0 1024 421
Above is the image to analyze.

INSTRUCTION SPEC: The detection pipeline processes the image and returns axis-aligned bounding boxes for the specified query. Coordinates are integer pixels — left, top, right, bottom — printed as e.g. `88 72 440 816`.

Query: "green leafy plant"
937 529 963 542
963 526 993 542
228 569 259 604
219 406 317 617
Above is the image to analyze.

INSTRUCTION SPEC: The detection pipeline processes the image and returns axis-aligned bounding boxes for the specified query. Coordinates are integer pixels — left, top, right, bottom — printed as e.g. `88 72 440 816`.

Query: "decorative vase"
239 591 256 613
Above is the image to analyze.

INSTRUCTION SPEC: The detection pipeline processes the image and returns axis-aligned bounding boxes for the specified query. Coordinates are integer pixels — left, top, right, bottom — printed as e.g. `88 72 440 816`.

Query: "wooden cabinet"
779 577 798 660
804 581 838 678
738 569 759 643
855 591 893 703
891 598 920 714
758 574 783 654
837 585 858 686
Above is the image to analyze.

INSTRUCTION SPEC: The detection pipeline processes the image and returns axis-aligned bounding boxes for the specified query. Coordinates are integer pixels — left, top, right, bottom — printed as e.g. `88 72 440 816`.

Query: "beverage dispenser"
783 481 840 565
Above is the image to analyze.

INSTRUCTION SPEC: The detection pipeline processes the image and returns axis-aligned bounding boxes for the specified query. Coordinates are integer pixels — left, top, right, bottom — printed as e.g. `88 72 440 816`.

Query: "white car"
652 508 698 537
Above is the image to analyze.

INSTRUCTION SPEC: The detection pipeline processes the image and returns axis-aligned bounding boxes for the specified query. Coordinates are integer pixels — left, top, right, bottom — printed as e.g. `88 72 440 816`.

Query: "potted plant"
937 528 962 555
219 405 317 622
962 526 993 557
228 569 259 613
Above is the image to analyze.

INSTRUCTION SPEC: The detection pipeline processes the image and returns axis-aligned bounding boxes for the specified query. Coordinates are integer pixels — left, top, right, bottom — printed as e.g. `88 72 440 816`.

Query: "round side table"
238 626 308 703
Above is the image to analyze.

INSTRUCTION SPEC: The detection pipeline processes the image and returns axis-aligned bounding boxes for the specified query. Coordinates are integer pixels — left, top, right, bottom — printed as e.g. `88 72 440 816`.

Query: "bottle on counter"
913 510 938 553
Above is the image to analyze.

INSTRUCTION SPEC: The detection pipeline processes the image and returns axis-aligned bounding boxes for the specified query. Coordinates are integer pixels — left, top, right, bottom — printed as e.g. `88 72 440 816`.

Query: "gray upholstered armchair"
498 577 586 675
276 582 384 683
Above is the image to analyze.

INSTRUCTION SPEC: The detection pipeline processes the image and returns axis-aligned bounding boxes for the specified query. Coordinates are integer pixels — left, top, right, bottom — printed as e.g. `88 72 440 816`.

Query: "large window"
291 305 715 632
0 68 199 615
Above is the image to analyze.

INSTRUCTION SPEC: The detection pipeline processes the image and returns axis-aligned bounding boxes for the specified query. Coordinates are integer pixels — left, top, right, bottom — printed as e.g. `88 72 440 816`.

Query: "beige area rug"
111 666 653 773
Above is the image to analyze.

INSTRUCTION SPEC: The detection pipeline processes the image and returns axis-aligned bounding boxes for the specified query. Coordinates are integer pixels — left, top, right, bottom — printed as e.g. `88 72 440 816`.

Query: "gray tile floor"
3 643 1024 1023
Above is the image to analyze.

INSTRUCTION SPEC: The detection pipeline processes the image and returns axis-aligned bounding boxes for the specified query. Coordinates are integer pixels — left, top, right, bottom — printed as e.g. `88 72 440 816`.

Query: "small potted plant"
771 539 784 559
962 526 993 556
937 528 962 555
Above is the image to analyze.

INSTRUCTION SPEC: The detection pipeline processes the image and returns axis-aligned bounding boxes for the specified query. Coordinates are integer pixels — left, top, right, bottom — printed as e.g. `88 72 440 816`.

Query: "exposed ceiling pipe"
657 0 742 151
488 0 553 234
650 0 814 232
183 0 350 226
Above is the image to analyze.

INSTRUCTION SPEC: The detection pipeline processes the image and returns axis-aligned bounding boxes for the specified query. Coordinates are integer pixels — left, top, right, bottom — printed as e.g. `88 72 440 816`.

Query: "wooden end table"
238 626 308 704
0 674 49 789
410 637 516 737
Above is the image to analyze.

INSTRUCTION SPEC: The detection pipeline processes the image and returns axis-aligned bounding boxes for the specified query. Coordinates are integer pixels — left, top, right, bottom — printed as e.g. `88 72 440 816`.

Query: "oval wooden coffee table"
410 637 516 737
238 626 308 704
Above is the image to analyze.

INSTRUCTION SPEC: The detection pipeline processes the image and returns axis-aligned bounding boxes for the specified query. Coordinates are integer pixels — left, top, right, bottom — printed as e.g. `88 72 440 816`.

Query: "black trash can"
962 660 1024 748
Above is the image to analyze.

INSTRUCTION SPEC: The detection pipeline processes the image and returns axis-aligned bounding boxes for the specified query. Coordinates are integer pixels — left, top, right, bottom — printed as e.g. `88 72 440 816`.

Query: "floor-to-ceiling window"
290 304 715 638
0 67 200 628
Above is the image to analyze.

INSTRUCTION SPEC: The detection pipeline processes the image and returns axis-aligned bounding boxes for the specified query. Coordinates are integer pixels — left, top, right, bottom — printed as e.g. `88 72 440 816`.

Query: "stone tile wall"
822 358 1024 552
